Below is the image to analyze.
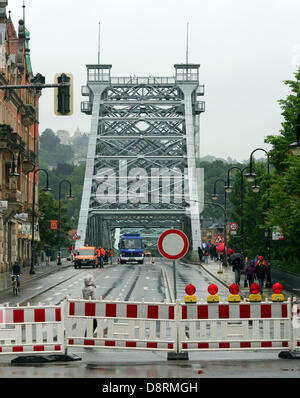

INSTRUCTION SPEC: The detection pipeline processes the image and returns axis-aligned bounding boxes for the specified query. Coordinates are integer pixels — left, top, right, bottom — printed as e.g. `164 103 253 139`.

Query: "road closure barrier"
0 295 299 359
66 298 177 351
0 303 65 355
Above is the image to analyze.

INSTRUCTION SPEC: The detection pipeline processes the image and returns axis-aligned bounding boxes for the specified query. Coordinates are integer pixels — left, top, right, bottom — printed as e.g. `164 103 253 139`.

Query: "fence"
0 303 65 355
65 299 177 351
179 300 291 352
0 298 299 358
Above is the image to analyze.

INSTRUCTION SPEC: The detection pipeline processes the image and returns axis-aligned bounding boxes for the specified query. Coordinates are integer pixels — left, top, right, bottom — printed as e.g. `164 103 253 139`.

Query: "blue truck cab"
119 233 144 264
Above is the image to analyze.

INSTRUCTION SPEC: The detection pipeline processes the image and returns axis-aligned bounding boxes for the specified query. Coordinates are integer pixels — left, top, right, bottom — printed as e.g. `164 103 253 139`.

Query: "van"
74 246 97 269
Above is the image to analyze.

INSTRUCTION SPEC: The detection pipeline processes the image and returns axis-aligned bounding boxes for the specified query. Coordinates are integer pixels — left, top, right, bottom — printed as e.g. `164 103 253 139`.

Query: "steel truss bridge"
76 63 205 260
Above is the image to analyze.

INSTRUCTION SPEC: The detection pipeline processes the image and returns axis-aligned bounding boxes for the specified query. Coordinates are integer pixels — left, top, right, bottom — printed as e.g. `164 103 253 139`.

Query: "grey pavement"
193 258 300 301
0 258 72 296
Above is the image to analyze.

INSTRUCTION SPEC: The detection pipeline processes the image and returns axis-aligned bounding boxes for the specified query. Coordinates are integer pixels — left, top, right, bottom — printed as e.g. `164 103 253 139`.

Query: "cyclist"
11 261 22 290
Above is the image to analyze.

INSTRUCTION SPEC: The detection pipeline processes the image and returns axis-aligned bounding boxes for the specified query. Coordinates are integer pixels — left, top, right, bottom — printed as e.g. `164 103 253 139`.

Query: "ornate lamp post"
30 168 51 274
57 179 73 265
245 148 272 288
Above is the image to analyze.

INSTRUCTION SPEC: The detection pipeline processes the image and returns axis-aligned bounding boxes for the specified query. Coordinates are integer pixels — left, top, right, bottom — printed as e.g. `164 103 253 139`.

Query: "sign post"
157 229 189 301
229 222 238 235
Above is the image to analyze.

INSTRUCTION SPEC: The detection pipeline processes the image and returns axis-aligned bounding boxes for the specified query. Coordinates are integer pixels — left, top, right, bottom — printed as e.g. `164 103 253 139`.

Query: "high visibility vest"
109 250 113 256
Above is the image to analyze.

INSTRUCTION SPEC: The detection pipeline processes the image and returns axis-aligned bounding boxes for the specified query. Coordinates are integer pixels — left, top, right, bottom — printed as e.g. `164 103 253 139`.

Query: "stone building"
0 2 42 272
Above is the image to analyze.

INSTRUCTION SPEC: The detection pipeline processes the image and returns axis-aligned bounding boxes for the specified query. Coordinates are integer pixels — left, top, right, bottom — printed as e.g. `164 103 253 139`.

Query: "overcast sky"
6 0 300 161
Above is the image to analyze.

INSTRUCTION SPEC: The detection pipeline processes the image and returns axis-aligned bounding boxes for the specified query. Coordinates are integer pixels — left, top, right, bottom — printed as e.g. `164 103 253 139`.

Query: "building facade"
0 2 41 272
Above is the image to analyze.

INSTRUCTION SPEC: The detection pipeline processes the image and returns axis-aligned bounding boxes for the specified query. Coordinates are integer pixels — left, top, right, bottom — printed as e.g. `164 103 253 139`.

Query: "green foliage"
38 162 86 227
38 190 70 249
263 67 300 274
265 68 300 172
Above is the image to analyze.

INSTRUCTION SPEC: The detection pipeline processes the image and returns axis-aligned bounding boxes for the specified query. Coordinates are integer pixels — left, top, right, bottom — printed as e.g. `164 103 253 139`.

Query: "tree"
264 68 300 273
265 68 300 172
38 190 70 249
265 155 300 273
40 128 60 151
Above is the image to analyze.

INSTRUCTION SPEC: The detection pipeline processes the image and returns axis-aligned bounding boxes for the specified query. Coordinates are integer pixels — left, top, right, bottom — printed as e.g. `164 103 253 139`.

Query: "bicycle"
11 275 19 296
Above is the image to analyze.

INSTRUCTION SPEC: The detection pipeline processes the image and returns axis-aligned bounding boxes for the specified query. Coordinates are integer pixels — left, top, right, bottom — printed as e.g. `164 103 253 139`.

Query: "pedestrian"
82 274 97 335
255 258 267 293
231 255 244 285
227 247 234 257
197 246 204 262
104 248 109 265
96 247 101 267
204 248 209 264
209 245 214 260
255 255 267 267
109 248 113 265
244 259 256 286
99 247 105 268
45 247 51 264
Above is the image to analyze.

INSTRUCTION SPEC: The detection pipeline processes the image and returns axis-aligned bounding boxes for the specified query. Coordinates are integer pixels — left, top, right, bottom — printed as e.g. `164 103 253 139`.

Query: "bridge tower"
76 63 205 260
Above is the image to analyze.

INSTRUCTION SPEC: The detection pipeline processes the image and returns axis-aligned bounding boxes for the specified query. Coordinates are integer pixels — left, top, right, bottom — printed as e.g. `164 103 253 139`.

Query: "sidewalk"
192 258 300 301
0 258 72 294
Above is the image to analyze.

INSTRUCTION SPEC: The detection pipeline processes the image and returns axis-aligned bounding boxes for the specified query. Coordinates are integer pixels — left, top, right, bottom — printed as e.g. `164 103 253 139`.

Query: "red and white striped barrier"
0 297 298 358
0 304 65 355
179 299 292 352
292 301 300 351
66 298 177 351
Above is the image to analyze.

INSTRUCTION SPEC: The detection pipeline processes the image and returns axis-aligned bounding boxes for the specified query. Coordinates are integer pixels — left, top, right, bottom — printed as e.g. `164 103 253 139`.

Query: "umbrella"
216 243 225 252
228 252 243 265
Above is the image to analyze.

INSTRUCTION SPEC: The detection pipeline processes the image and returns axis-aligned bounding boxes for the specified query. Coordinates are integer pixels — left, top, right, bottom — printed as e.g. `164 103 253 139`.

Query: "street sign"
0 201 8 211
50 220 58 230
71 232 80 240
157 229 189 260
229 222 238 232
213 233 224 244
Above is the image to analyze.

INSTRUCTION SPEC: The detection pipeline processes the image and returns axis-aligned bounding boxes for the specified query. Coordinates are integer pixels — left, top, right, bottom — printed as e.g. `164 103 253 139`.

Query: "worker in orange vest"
109 248 113 265
99 247 105 268
96 247 101 267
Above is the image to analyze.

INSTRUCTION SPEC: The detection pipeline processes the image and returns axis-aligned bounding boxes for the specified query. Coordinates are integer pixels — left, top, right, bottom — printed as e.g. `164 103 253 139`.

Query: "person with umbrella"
229 253 244 285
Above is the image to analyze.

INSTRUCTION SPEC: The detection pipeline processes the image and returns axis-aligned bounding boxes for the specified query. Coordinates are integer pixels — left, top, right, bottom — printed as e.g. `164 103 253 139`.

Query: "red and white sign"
157 229 189 260
71 232 80 240
229 222 238 232
214 233 224 244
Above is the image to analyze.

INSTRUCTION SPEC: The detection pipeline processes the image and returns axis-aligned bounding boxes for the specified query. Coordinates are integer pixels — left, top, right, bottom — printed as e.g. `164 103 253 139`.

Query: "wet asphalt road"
0 258 299 379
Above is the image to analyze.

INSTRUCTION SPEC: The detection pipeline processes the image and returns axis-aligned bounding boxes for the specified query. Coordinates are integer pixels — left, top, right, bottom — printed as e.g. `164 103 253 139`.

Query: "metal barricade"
0 303 65 355
178 298 292 352
65 298 178 352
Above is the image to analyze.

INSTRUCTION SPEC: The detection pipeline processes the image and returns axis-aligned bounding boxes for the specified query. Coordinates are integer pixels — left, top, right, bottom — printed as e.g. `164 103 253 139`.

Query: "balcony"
22 150 37 173
20 104 36 127
81 85 90 96
81 101 92 114
3 189 23 212
193 101 205 114
0 124 25 153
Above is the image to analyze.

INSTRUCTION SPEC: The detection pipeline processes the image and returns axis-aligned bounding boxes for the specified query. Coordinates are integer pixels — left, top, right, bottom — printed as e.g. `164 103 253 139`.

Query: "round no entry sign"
158 229 189 260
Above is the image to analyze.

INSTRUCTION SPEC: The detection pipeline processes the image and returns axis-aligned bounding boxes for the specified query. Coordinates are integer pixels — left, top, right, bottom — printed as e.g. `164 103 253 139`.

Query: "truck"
119 233 144 264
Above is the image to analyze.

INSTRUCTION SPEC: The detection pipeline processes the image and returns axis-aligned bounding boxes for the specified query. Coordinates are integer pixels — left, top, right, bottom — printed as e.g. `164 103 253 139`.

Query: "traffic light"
54 73 73 115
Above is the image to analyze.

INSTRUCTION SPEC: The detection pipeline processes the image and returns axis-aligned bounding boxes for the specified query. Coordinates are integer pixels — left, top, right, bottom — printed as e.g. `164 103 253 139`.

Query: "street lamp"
30 168 51 275
245 148 272 288
290 112 300 156
57 179 73 265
